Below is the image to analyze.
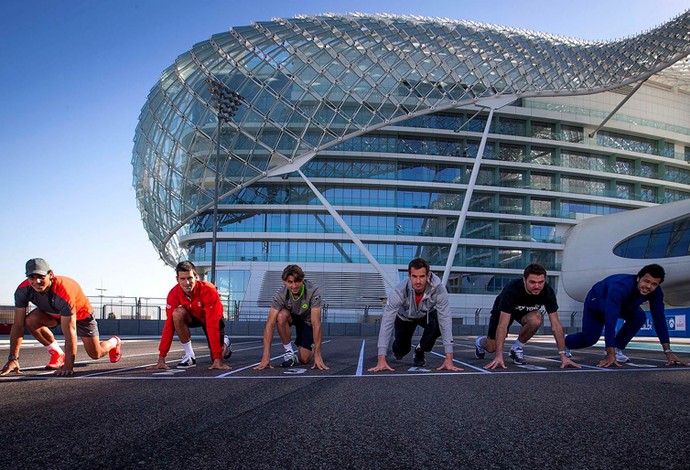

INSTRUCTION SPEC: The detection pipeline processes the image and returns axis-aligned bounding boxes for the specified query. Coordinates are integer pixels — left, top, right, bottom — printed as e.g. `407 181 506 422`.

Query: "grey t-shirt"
271 279 322 326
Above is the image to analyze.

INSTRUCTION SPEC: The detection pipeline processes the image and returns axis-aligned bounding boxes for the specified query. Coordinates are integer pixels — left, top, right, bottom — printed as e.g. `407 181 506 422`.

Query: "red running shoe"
109 336 122 363
46 350 65 369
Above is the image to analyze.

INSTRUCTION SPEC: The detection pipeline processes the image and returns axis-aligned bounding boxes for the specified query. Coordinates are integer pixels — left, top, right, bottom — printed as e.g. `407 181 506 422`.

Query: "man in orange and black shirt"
1 258 121 377
149 261 231 370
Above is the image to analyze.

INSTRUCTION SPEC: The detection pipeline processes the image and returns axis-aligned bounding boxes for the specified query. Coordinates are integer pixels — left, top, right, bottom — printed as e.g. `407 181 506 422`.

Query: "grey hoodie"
377 272 454 356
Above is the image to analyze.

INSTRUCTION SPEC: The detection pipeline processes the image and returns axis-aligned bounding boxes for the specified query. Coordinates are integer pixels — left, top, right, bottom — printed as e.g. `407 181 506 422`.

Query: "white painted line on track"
529 355 608 371
12 363 690 381
429 350 491 373
216 354 284 377
356 340 365 376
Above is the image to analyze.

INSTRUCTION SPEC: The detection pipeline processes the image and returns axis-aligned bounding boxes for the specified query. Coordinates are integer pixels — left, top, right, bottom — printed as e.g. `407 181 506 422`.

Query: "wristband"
7 355 18 361
664 348 673 353
558 350 566 355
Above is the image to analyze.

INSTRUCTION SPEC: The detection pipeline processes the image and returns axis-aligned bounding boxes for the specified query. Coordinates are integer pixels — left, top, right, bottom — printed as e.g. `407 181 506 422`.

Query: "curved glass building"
132 12 690 315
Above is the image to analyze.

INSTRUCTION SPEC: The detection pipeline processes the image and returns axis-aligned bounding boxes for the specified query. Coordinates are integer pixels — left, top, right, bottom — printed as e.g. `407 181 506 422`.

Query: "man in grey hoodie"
368 258 462 372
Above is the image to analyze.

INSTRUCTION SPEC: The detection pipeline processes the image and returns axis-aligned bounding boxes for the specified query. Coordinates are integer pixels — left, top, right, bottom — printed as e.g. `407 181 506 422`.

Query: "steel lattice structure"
132 12 690 265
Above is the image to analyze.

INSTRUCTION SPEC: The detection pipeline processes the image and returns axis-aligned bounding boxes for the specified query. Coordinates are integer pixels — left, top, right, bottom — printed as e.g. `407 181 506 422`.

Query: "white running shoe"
475 337 486 359
615 348 630 363
223 335 233 360
280 350 296 368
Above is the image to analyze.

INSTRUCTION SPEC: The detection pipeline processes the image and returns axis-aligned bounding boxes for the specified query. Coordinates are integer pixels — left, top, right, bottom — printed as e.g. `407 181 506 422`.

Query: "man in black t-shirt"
476 264 580 369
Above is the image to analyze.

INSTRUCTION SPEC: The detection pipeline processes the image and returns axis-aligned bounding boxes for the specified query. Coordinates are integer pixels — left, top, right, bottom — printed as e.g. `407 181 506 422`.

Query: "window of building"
597 130 657 155
561 151 606 171
499 169 524 187
532 121 555 140
530 173 553 190
499 195 524 214
499 222 527 241
465 220 495 239
529 147 553 165
560 176 606 196
496 117 526 136
530 199 553 216
616 183 633 200
664 189 690 202
641 186 656 203
640 162 657 178
615 158 634 175
561 125 584 143
614 216 690 259
531 224 556 242
465 246 494 267
499 143 525 162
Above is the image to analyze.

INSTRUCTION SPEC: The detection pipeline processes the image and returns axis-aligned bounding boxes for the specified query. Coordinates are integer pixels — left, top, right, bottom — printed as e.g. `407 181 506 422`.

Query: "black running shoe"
413 348 426 367
176 356 197 368
509 347 526 365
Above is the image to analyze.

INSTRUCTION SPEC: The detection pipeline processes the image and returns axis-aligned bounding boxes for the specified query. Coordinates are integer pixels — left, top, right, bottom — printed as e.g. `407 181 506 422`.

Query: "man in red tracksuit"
150 261 230 370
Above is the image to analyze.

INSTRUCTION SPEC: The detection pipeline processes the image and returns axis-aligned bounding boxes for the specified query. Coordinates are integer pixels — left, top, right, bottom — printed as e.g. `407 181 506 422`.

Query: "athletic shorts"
45 313 100 338
487 309 542 339
290 314 314 351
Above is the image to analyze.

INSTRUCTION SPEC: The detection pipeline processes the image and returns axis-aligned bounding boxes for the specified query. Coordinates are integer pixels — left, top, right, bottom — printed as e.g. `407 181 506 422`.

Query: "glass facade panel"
614 216 690 259
561 151 606 171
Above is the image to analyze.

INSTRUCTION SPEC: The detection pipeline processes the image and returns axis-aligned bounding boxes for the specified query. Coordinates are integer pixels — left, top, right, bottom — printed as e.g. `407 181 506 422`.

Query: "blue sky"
0 0 687 304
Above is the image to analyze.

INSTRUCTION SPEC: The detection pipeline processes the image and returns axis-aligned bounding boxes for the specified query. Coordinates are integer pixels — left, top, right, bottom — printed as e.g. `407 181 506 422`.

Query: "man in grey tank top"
254 265 329 370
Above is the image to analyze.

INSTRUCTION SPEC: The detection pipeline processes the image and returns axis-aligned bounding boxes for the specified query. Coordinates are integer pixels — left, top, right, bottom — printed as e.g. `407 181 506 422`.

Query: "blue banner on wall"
632 307 689 338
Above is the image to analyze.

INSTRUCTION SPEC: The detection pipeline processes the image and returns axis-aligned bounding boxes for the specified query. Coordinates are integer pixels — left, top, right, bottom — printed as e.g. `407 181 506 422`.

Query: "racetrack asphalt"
1 335 689 469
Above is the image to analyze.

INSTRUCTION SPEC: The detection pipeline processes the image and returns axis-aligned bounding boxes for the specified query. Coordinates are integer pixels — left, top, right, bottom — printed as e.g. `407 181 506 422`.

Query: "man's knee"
580 333 600 348
276 309 292 326
171 307 189 322
81 337 105 359
522 313 543 330
297 347 312 364
25 311 52 331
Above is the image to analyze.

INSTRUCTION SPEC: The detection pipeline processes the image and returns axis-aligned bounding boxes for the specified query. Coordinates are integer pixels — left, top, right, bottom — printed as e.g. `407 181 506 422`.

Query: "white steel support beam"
297 169 397 289
442 96 516 286
588 78 648 137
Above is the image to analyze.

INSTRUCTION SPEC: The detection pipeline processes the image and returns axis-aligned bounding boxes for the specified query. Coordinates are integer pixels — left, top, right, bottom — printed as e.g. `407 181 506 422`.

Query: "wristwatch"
663 348 673 353
7 355 18 361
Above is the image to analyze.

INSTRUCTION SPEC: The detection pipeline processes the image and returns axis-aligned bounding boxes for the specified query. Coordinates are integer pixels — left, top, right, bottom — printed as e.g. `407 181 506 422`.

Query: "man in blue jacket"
565 264 687 367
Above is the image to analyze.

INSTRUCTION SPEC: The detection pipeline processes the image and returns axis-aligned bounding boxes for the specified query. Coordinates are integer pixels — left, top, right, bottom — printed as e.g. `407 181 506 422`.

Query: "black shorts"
487 309 541 339
290 314 314 351
188 316 226 348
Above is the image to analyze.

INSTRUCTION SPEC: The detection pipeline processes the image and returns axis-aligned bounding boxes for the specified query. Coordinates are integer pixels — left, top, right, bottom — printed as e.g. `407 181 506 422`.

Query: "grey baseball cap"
25 258 51 277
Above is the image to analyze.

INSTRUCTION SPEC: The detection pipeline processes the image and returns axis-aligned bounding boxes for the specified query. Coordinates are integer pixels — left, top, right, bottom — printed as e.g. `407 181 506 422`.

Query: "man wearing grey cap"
0 258 122 377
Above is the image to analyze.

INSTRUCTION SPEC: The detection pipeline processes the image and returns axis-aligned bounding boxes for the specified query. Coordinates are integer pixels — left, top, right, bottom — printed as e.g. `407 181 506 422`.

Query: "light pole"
207 79 243 285
95 287 107 318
